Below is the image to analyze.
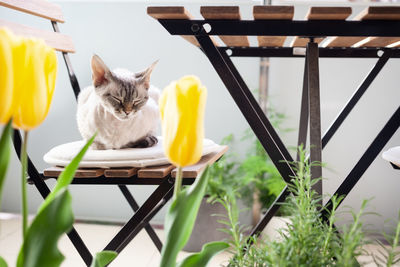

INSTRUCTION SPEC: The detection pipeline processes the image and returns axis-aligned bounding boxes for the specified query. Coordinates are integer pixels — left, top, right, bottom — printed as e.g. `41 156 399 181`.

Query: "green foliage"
0 256 7 267
161 166 229 267
16 135 95 267
372 212 400 267
206 107 288 209
213 195 249 266
0 122 12 264
206 135 243 200
225 147 369 267
0 121 12 208
238 106 288 210
176 241 229 267
16 189 73 267
90 251 118 267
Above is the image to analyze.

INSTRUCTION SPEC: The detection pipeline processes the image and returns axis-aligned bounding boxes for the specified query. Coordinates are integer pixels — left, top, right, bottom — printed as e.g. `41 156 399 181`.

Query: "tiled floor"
0 214 230 267
0 214 397 267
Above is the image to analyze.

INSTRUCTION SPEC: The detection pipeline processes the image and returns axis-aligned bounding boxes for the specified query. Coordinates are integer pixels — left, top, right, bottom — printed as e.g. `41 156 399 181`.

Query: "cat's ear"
91 54 111 87
135 60 158 90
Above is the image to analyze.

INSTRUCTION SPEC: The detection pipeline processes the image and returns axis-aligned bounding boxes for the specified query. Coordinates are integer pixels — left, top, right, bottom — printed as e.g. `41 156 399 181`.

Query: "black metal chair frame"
155 19 400 238
11 21 198 266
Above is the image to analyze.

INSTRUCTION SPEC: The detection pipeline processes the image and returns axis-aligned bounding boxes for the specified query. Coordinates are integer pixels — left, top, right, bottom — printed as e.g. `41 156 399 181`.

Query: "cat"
77 54 160 150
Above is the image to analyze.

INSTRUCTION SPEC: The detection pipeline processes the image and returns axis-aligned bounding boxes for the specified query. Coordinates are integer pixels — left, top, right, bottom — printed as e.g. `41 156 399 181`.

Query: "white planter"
261 216 291 242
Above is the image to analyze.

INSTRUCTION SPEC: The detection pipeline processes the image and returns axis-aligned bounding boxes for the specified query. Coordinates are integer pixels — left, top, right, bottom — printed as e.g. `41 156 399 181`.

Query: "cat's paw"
125 135 158 148
92 141 106 150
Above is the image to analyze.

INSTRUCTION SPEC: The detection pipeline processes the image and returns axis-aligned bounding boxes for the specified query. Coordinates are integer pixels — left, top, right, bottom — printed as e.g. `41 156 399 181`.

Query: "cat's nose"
123 110 131 115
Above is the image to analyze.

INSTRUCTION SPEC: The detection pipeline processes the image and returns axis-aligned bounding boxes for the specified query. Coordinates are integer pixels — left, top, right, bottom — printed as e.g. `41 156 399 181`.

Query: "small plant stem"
173 166 183 199
21 130 29 239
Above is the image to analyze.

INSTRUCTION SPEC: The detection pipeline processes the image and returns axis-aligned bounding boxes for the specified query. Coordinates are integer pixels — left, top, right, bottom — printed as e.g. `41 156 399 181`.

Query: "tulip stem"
21 130 29 239
173 166 183 199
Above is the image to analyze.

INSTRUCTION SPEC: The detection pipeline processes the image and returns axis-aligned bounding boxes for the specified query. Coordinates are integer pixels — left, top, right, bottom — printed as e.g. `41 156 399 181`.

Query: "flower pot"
183 197 252 252
261 216 290 242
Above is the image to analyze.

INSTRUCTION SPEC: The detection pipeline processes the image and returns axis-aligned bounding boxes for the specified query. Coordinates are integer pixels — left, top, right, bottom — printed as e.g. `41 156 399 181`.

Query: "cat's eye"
111 96 122 103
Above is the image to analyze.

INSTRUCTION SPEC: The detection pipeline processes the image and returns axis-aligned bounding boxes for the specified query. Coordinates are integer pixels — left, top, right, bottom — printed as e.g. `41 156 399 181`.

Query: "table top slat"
253 6 294 20
359 37 400 48
201 6 249 47
291 7 351 47
253 6 294 47
325 6 400 48
355 6 400 20
147 6 219 47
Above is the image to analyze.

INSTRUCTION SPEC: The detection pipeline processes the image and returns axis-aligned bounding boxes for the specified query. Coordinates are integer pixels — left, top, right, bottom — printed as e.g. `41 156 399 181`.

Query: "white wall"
1 1 400 234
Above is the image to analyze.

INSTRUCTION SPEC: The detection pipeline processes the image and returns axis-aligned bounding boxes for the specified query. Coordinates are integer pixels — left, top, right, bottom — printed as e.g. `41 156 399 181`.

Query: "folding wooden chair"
2 1 227 265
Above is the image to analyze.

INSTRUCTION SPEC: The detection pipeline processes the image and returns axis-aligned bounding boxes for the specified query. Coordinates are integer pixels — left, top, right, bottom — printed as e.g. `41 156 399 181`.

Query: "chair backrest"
0 0 80 98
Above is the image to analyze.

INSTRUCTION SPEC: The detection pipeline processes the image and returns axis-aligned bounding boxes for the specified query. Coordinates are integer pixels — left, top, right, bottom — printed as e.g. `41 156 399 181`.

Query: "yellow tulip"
0 28 17 124
12 37 57 130
159 75 207 167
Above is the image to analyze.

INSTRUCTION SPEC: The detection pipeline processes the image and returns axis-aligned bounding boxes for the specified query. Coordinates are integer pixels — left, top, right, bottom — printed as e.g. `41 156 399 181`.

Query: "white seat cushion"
382 146 400 166
44 137 221 168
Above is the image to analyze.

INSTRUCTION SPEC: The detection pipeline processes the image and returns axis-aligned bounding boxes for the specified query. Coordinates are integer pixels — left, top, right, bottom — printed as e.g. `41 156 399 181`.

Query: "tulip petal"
12 37 57 130
0 28 16 124
160 75 207 167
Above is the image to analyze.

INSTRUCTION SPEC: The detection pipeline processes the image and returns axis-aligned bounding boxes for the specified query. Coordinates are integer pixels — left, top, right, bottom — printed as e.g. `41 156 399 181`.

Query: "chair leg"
118 185 163 252
104 178 174 253
13 130 94 266
297 56 309 161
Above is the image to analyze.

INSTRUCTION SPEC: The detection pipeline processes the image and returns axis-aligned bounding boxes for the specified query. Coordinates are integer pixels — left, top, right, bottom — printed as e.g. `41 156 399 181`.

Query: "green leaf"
16 189 73 267
38 134 95 213
160 166 211 267
177 241 229 267
0 256 8 267
90 251 118 267
0 120 12 208
16 135 95 267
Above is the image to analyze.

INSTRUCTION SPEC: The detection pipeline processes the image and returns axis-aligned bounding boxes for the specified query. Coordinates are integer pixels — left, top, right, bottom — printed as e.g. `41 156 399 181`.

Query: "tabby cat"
77 55 160 150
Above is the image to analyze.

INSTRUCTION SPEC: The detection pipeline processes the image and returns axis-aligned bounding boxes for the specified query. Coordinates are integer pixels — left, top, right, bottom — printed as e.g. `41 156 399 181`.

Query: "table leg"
307 42 323 198
297 56 309 161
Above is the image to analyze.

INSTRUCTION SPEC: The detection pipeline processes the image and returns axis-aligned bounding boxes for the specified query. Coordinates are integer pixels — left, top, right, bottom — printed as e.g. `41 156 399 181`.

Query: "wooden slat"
0 19 75 52
138 164 175 178
253 6 294 47
354 6 400 20
172 146 228 178
0 0 64 23
291 7 351 47
201 6 249 47
147 6 218 47
305 6 352 20
325 7 400 48
104 167 137 178
43 166 104 178
359 37 400 47
253 5 294 20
